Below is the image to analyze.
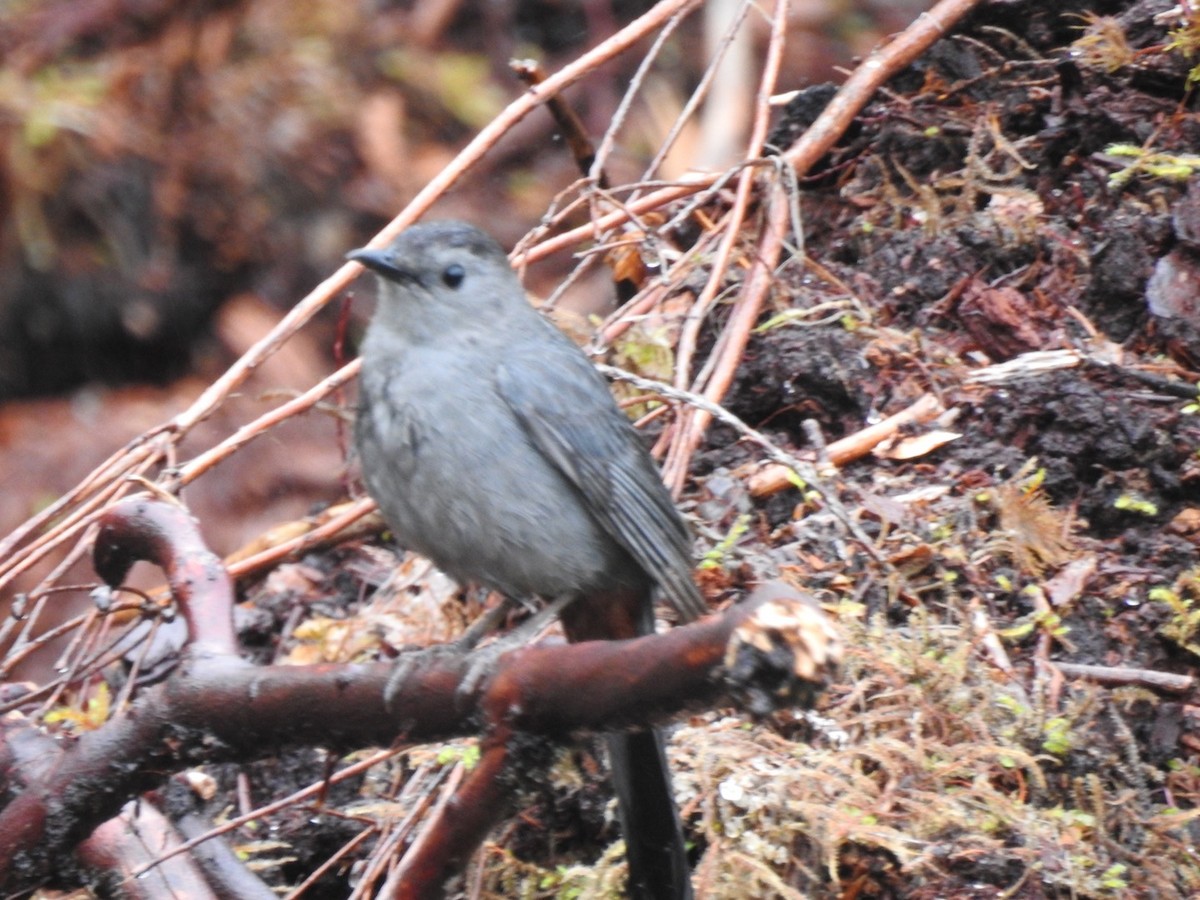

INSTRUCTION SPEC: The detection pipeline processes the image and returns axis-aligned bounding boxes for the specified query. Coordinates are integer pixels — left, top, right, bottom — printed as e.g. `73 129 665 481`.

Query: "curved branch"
0 497 839 892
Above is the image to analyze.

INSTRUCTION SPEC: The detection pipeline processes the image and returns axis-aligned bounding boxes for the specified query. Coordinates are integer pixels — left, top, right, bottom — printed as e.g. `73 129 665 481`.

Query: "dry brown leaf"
1044 555 1097 607
874 430 962 460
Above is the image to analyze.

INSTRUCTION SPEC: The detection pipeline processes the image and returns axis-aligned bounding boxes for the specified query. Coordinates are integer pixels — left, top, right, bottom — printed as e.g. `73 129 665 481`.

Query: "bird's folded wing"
496 347 706 622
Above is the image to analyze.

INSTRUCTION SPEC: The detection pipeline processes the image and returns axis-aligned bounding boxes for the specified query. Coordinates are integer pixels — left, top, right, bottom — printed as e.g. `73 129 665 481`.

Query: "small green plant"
699 514 750 570
1099 863 1130 891
1150 574 1200 657
3 65 108 149
44 683 111 731
436 742 481 770
1113 493 1158 517
1183 386 1200 415
1103 143 1200 188
1167 19 1200 86
1042 716 1074 756
998 605 1070 643
754 299 860 333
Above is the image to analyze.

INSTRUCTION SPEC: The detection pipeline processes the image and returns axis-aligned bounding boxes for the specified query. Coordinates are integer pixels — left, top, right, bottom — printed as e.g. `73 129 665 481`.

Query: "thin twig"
746 393 945 497
662 0 788 491
1052 662 1194 694
225 497 379 581
782 0 981 173
596 364 887 567
127 747 404 883
640 0 755 182
588 6 690 184
173 361 361 488
662 180 790 492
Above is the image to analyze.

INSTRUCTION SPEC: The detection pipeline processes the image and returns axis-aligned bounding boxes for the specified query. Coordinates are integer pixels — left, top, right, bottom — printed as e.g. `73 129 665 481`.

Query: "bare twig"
782 0 982 174
662 180 790 492
0 0 705 599
1052 662 1194 695
173 361 362 488
746 393 945 497
596 364 889 567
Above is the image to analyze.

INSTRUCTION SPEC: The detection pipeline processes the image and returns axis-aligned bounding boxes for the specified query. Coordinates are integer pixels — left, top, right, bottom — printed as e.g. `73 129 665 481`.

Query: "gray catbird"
349 221 705 899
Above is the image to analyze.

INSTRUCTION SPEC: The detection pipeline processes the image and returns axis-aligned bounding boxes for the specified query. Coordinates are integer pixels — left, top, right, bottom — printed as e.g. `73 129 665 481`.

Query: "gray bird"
349 221 704 899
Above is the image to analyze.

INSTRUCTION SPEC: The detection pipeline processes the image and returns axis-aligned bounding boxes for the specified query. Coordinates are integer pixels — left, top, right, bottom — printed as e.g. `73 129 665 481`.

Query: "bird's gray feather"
496 341 706 622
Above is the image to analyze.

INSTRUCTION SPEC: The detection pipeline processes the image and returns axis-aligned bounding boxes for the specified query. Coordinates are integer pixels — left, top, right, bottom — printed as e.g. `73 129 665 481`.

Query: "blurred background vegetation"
0 0 928 549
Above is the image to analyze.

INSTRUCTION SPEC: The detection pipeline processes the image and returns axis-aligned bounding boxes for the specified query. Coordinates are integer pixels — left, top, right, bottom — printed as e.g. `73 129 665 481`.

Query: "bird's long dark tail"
606 728 692 899
561 585 692 900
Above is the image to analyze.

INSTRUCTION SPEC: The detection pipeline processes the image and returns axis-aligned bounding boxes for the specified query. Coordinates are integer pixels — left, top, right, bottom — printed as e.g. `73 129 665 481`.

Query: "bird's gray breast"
356 351 636 599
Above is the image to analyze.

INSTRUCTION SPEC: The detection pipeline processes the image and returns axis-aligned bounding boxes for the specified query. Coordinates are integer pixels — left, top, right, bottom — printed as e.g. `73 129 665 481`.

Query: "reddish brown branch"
511 59 602 184
93 495 238 655
0 711 272 899
746 393 945 497
783 0 982 174
379 737 514 900
0 498 839 892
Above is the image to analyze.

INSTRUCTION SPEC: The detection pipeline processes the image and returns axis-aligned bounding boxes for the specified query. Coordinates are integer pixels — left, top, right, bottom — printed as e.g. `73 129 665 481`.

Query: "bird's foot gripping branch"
0 495 840 897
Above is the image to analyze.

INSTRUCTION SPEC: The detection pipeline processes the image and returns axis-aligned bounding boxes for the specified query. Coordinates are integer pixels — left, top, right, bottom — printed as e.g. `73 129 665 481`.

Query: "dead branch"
0 0 705 606
782 0 983 174
511 59 602 183
0 709 276 898
0 496 839 892
657 0 980 490
746 393 945 497
1051 661 1194 694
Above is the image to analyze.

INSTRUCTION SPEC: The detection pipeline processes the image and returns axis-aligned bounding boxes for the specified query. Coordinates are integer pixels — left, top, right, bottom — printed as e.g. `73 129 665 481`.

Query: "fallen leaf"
874 430 962 460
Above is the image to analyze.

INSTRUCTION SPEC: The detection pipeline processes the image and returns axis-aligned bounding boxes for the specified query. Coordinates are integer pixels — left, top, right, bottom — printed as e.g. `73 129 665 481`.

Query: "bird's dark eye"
442 264 465 288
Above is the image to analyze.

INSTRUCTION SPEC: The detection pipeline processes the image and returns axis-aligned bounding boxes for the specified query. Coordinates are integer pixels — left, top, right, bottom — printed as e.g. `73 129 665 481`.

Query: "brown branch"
0 0 704 601
0 498 839 892
224 497 382 581
381 577 840 900
92 495 238 655
663 181 791 492
173 360 361 488
511 59 602 183
656 0 791 492
0 434 157 568
0 446 160 591
520 180 713 265
782 0 982 174
746 393 945 497
0 710 248 899
81 804 229 900
1051 662 1194 695
172 812 279 900
378 738 512 900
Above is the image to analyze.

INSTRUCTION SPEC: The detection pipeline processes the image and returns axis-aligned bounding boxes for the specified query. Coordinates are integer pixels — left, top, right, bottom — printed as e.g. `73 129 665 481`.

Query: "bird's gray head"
348 221 527 341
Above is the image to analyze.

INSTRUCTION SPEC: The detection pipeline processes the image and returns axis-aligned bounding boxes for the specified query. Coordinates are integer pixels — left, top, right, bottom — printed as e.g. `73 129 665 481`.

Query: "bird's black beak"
347 247 412 282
